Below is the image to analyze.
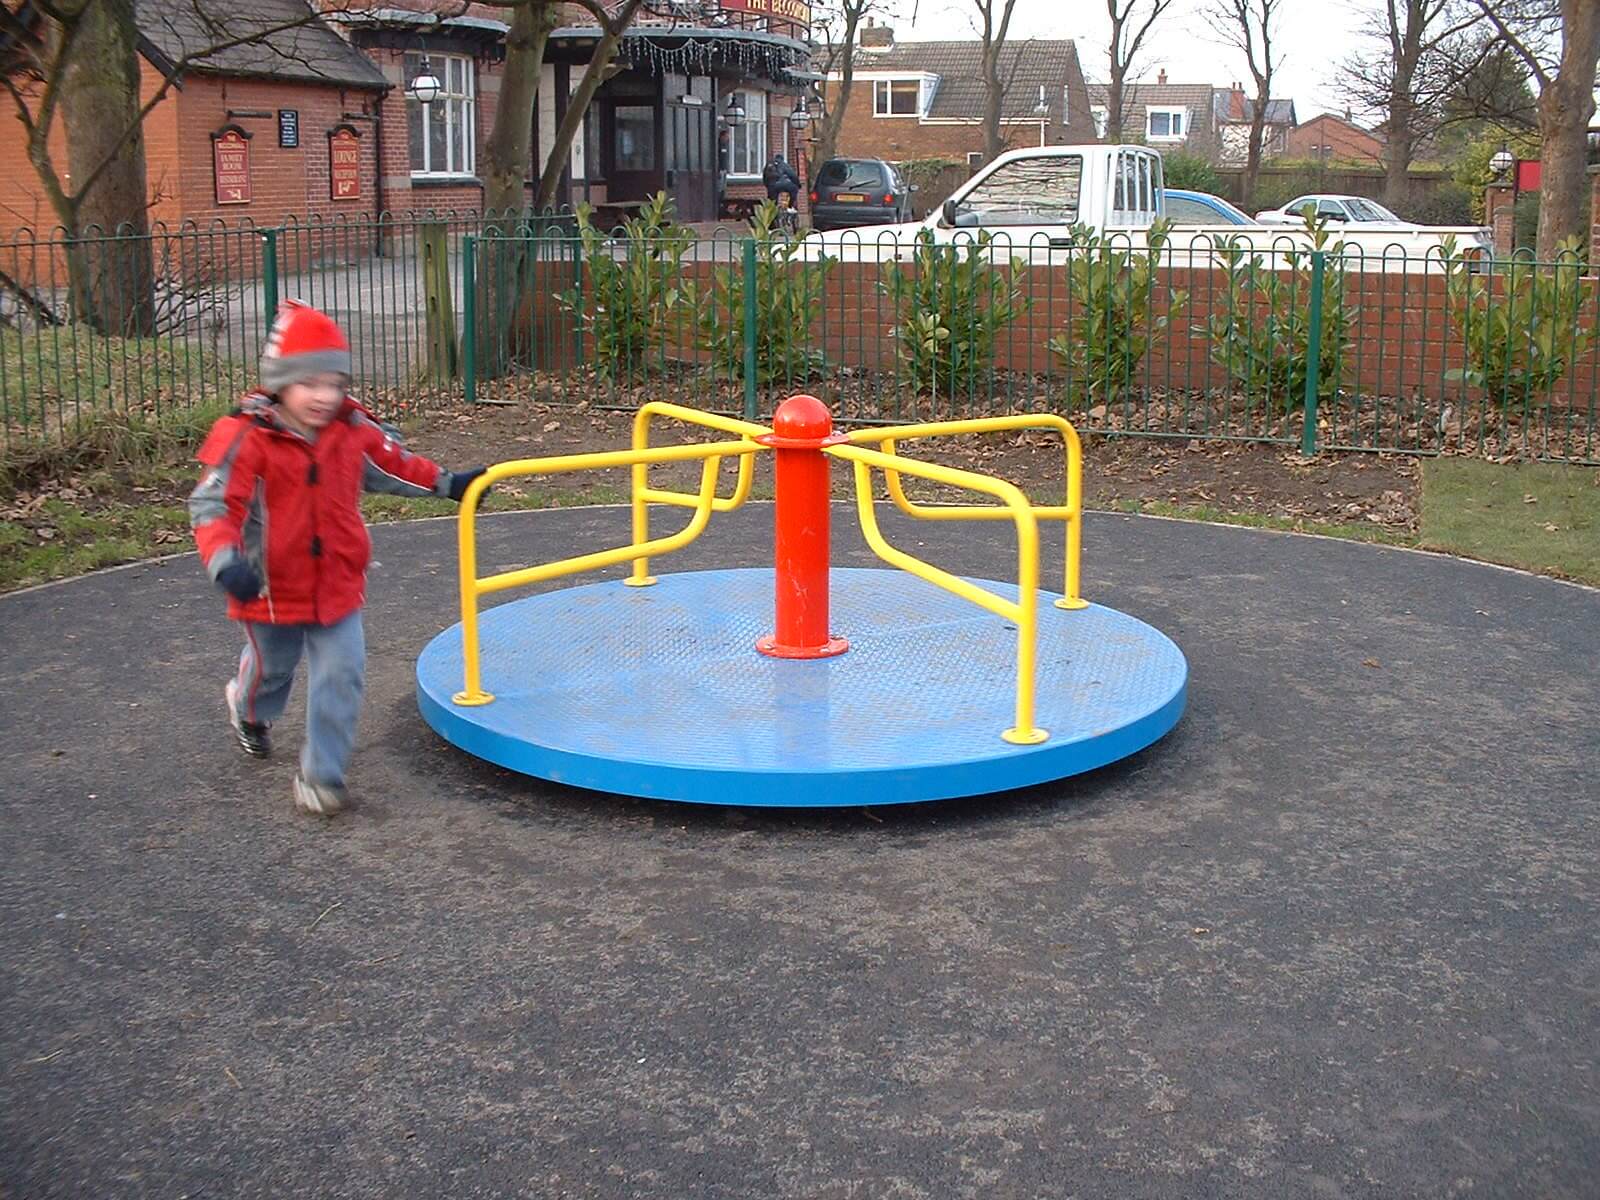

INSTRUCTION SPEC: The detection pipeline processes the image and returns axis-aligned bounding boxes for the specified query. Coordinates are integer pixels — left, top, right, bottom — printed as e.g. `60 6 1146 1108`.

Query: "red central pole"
756 394 849 660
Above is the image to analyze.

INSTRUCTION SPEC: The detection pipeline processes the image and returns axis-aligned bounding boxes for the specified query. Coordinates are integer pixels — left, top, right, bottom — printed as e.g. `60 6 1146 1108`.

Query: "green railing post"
742 236 758 421
1302 250 1325 456
261 228 279 316
571 231 584 368
462 234 477 405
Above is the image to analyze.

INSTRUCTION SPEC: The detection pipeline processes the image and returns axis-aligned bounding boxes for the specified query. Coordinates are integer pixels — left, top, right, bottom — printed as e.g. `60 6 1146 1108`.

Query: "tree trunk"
1534 0 1600 259
983 49 1005 158
1382 72 1415 211
815 22 860 168
1242 88 1268 211
58 0 154 335
483 1 557 219
1107 72 1124 142
536 0 647 210
1535 83 1593 258
1382 123 1414 211
479 1 558 377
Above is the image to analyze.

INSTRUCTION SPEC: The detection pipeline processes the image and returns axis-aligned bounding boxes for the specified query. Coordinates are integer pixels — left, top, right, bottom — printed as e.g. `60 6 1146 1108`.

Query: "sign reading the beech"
212 128 252 205
718 0 810 28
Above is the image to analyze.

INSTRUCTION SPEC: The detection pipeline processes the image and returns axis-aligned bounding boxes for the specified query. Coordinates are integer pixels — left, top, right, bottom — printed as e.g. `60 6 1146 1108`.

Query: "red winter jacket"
189 393 454 625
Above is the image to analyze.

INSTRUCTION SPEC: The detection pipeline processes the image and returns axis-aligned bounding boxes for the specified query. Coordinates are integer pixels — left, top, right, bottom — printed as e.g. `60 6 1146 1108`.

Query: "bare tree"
1475 0 1600 257
480 1 561 219
0 0 356 332
813 0 913 168
1339 0 1483 209
970 0 1022 159
480 0 686 217
1207 0 1282 209
533 0 653 209
1105 0 1177 142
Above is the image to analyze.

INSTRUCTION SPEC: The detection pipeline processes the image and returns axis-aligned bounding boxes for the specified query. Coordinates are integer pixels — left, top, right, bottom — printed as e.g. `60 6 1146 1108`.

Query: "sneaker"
293 773 347 817
224 680 271 758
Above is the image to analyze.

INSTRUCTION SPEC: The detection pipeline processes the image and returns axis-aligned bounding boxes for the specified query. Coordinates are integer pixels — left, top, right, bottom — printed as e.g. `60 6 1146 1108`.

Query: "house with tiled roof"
821 20 1096 169
1087 72 1296 165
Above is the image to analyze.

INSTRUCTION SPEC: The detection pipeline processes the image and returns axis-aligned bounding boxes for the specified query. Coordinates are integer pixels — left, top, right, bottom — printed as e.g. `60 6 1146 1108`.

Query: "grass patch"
0 497 193 590
1 326 250 432
1 401 235 494
1420 457 1600 586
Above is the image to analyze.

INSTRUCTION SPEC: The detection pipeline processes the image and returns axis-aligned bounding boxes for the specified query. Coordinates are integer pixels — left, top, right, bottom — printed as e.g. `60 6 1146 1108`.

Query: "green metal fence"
0 210 519 453
4 214 1598 466
463 222 1600 464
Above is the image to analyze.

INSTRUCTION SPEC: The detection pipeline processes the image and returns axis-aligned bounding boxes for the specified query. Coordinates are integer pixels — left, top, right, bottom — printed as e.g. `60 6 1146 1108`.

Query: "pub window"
407 53 476 176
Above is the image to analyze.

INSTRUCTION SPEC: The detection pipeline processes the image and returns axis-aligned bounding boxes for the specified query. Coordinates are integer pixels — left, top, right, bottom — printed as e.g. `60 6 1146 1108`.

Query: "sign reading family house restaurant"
717 0 810 27
329 127 361 201
212 127 251 205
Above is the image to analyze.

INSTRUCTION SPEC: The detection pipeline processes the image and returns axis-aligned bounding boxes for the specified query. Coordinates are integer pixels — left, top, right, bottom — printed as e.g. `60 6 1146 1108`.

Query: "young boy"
189 300 485 817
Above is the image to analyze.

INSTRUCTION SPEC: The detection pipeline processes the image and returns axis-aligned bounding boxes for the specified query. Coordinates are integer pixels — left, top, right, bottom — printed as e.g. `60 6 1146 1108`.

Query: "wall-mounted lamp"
407 55 442 106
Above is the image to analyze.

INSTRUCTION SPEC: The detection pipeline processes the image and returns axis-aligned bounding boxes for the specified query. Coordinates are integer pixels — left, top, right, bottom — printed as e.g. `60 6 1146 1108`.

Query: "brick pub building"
0 0 816 238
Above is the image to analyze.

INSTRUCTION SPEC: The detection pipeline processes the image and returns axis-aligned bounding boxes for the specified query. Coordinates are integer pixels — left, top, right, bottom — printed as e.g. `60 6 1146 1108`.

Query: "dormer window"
874 79 921 116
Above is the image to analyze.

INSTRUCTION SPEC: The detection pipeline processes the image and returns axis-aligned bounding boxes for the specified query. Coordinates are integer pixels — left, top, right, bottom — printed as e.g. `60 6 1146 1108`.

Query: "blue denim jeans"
229 611 366 787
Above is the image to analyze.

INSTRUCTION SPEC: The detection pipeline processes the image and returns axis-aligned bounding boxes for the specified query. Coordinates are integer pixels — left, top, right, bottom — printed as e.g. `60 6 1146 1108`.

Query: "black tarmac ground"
2 506 1598 1199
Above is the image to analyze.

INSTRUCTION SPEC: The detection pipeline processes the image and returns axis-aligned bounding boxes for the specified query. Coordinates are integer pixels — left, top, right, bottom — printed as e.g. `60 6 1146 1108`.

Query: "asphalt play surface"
3 505 1598 1199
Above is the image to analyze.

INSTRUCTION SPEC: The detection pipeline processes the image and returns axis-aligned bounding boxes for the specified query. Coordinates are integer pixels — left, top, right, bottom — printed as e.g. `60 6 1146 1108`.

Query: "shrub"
1203 215 1355 412
686 201 836 387
1441 234 1591 406
1162 151 1220 194
1512 194 1539 253
562 192 692 380
881 229 1031 395
1407 182 1476 227
1048 219 1187 403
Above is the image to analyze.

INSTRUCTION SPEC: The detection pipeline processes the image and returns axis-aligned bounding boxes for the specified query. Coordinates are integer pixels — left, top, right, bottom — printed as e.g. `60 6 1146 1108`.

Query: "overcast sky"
893 0 1366 122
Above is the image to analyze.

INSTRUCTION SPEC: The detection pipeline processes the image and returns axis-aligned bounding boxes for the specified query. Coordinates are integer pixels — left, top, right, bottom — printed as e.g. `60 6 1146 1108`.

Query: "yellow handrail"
453 439 762 706
628 401 770 587
846 414 1086 610
826 441 1047 745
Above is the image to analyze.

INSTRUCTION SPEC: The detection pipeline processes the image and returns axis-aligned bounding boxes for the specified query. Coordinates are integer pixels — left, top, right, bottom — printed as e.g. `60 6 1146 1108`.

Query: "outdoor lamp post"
407 56 441 106
1034 86 1050 147
1490 147 1514 176
788 98 814 130
724 93 746 125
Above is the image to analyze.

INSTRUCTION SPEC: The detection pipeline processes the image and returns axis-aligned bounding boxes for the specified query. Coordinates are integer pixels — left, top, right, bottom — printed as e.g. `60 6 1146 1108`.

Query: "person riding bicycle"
762 153 801 211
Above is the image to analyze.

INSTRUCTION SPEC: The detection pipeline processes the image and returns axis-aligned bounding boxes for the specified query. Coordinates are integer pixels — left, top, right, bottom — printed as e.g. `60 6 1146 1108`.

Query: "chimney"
1157 69 1167 85
860 20 894 50
1230 85 1246 120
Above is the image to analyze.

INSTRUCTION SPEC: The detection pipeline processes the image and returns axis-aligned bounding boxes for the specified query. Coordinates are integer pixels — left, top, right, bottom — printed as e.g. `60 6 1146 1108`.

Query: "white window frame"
1145 106 1186 142
727 90 767 180
1091 105 1109 139
407 52 476 177
874 78 922 117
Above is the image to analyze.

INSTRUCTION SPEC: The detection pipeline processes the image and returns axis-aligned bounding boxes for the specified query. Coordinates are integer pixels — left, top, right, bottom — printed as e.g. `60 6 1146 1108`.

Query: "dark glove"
447 467 488 503
216 562 262 603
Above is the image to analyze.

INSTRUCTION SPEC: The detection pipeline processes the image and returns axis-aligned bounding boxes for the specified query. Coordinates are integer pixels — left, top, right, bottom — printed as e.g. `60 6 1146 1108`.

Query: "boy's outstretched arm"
354 412 484 503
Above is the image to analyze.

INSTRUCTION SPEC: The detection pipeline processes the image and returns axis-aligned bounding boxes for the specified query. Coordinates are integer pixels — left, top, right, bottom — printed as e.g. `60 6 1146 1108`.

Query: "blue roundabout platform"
417 567 1187 807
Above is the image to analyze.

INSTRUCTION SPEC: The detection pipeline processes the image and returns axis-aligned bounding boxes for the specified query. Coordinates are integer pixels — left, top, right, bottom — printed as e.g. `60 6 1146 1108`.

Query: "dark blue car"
1163 189 1253 226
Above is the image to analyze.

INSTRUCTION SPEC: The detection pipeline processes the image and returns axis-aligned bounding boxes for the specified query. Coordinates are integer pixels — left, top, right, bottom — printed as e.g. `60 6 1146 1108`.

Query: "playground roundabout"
3 406 1599 1197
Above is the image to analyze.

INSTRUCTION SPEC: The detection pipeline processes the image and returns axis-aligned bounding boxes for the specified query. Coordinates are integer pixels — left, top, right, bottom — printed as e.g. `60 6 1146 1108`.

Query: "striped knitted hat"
260 299 351 392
